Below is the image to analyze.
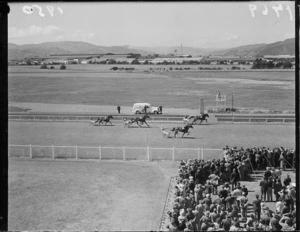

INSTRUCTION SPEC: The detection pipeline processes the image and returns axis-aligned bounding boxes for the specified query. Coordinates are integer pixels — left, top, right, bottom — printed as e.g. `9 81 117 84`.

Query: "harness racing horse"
173 124 193 138
190 113 209 125
98 115 114 126
130 114 150 127
123 117 136 128
90 117 101 126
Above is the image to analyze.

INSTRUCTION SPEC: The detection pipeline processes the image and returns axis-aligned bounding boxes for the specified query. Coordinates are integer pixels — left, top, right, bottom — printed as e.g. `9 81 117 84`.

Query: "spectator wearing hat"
230 205 239 219
208 171 220 195
225 193 235 212
177 209 187 231
221 214 231 231
253 194 262 221
229 220 239 231
241 184 248 197
281 201 290 215
279 152 286 171
280 216 295 231
274 167 282 181
273 178 282 202
192 205 201 231
240 192 248 220
209 208 218 223
266 176 273 202
259 177 268 202
199 211 211 230
269 213 282 231
230 169 239 190
283 174 291 187
275 198 284 215
166 219 178 231
245 214 255 229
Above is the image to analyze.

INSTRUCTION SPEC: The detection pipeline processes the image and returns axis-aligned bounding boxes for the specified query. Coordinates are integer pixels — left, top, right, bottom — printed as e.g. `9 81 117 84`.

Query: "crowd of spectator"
166 146 296 231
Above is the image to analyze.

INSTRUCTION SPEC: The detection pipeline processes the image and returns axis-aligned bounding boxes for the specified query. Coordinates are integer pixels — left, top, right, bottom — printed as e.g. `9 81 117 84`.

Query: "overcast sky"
8 1 295 49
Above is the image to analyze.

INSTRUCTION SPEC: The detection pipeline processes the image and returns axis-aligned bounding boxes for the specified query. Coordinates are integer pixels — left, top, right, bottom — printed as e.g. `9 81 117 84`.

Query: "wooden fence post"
172 147 175 162
52 145 55 159
75 145 78 160
29 144 32 158
201 147 204 160
147 146 150 161
99 146 102 160
198 147 200 160
123 146 126 161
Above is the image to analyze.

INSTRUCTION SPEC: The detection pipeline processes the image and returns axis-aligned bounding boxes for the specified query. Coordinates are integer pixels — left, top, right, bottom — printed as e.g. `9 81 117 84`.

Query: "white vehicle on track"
132 103 162 114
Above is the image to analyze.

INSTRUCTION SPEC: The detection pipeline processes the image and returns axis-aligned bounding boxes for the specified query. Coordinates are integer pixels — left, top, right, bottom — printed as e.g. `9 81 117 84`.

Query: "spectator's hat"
206 194 210 198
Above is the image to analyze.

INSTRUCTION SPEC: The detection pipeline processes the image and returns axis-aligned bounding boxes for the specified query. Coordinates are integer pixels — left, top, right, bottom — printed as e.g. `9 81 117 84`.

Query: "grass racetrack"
9 121 295 149
8 121 295 230
9 159 178 231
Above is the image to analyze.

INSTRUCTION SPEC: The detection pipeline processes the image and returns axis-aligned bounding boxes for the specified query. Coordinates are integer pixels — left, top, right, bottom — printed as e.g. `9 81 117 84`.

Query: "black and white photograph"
5 1 298 231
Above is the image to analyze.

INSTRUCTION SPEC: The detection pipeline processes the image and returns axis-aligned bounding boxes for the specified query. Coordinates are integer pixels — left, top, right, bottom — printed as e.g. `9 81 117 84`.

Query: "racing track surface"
8 121 295 231
9 121 295 150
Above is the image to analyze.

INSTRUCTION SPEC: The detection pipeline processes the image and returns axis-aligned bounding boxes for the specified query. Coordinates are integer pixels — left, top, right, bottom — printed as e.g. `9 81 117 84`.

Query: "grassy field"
9 159 178 231
8 65 295 112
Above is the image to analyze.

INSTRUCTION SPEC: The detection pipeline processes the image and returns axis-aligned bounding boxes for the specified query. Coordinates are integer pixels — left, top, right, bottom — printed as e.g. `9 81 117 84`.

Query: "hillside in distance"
8 41 153 60
8 38 295 60
131 46 218 56
211 38 295 57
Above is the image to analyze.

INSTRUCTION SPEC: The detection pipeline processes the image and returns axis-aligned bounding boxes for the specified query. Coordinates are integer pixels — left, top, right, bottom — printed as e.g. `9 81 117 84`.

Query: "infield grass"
8 65 295 112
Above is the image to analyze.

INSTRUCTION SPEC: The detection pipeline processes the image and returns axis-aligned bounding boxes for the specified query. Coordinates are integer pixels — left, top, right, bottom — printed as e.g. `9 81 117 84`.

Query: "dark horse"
98 115 114 125
130 114 150 127
171 124 193 138
190 113 209 125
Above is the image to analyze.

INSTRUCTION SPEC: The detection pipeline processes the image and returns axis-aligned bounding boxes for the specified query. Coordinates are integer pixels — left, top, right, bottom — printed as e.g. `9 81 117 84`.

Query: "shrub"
110 67 119 71
60 64 66 70
50 66 55 69
40 64 48 69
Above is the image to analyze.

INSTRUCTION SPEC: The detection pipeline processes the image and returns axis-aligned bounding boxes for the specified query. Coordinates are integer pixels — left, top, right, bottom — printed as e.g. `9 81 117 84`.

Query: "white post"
198 147 201 160
147 146 150 161
75 145 78 160
52 145 55 159
99 146 102 160
29 144 32 158
201 147 204 160
172 147 175 162
123 146 126 161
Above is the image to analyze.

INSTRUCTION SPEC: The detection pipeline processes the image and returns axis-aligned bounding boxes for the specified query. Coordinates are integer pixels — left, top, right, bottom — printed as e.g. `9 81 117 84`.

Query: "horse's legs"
137 121 142 127
144 121 150 127
182 132 185 137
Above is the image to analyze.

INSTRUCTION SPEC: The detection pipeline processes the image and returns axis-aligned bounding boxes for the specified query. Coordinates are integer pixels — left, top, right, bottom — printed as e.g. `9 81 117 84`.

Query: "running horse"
98 115 114 125
190 113 209 125
173 124 193 138
130 114 150 127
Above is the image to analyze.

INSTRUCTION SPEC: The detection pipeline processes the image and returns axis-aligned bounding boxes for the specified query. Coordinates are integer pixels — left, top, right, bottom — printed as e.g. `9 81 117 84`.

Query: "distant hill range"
210 38 295 57
8 38 295 60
